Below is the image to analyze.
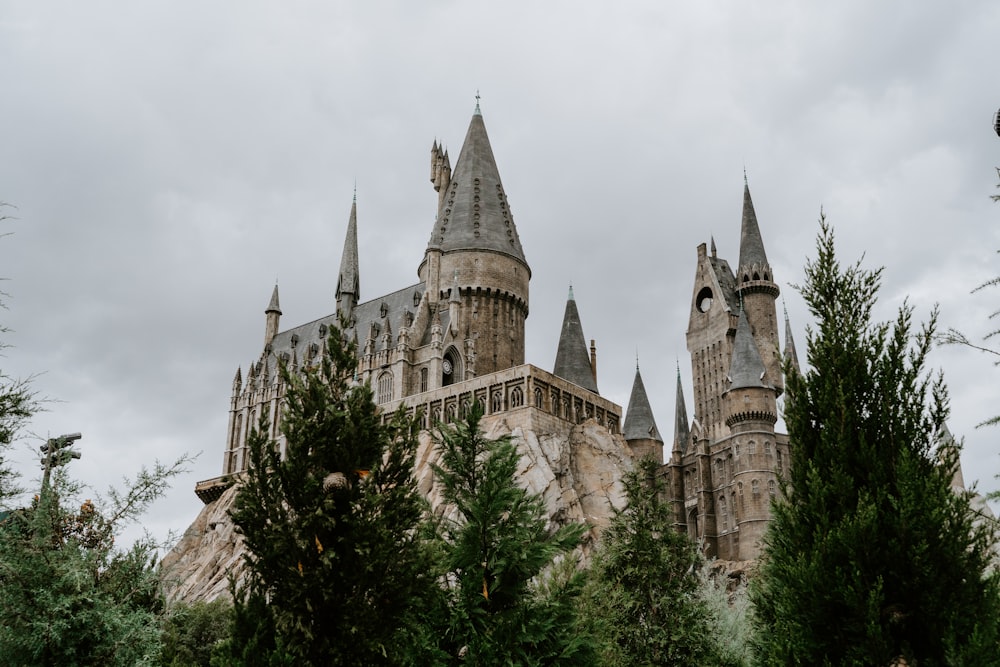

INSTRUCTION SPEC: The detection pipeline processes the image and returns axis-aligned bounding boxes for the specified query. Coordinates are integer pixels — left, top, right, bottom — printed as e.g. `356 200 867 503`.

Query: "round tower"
418 105 530 376
724 310 779 560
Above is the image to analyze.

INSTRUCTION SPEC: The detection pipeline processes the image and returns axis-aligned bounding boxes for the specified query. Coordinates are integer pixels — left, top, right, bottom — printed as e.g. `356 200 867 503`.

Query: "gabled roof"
623 365 661 443
728 309 768 390
737 180 771 275
552 287 598 393
427 109 527 266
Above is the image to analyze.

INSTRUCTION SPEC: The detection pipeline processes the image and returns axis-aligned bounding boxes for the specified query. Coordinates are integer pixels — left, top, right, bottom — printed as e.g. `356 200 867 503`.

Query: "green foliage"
0 458 190 666
226 326 435 666
159 598 232 666
580 458 720 666
752 216 1000 665
427 402 593 665
698 569 754 667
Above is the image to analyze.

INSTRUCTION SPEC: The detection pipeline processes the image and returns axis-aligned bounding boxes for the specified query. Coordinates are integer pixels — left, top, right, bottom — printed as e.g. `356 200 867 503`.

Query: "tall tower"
264 284 281 347
418 103 530 377
735 180 782 395
723 309 779 559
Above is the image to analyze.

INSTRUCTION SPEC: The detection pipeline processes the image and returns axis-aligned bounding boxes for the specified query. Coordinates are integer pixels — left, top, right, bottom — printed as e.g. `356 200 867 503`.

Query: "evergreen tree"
428 402 593 665
0 459 188 666
752 217 1000 665
580 458 722 667
226 326 435 666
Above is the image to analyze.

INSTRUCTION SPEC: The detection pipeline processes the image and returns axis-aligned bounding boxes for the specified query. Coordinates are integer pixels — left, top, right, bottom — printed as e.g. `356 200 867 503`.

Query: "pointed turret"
418 102 530 377
735 178 782 395
264 284 281 347
336 196 360 321
783 305 800 374
553 286 598 393
673 364 690 456
425 109 526 264
728 309 768 390
737 180 771 279
623 363 663 462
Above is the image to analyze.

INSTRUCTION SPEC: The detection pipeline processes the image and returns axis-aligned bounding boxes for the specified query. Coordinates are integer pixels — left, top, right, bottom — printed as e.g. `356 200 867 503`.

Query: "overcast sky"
2 2 999 548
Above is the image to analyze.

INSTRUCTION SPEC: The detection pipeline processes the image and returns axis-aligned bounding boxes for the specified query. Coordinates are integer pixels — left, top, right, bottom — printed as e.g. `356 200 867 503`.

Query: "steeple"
264 284 281 347
737 179 770 278
425 107 527 265
783 305 800 374
553 286 598 393
728 309 768 390
672 364 690 456
623 364 662 462
336 196 360 320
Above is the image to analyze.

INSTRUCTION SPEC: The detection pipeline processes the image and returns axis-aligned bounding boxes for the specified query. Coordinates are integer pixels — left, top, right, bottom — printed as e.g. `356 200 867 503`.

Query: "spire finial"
474 90 481 115
783 298 789 321
676 357 681 379
743 165 748 186
353 180 357 203
568 284 575 301
635 347 640 371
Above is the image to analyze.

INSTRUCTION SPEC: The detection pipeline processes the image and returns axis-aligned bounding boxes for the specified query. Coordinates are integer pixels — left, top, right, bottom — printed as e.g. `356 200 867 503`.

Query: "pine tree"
751 217 1000 665
227 326 435 666
580 458 721 667
428 402 594 665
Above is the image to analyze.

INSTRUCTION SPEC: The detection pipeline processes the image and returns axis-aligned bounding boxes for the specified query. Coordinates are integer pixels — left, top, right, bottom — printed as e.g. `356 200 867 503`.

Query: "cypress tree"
581 458 722 667
751 217 1000 665
228 326 435 666
428 402 593 665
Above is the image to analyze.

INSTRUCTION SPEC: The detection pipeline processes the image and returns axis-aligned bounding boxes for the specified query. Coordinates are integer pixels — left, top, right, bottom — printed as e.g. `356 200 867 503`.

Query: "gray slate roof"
623 366 661 442
728 309 768 390
427 110 527 266
737 181 770 275
261 282 433 377
552 287 598 393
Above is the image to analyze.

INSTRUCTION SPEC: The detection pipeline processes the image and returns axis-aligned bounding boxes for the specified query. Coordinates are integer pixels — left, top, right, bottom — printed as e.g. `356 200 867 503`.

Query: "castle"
192 103 797 562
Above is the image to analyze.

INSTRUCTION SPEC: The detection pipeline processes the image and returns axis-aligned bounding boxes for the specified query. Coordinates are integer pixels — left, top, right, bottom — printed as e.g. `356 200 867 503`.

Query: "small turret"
336 195 360 322
553 286 598 394
672 363 690 457
232 367 243 395
783 304 800 375
264 284 281 347
623 363 662 463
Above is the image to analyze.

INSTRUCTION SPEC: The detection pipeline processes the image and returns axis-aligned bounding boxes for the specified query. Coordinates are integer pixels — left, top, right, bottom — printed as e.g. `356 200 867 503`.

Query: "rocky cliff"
161 413 635 603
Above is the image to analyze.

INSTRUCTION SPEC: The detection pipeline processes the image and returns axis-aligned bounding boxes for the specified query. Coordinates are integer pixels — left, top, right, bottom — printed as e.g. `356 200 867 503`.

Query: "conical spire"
623 364 661 442
783 305 800 374
728 309 768 389
336 197 360 316
673 363 690 455
265 284 281 315
553 286 598 393
737 179 771 277
426 108 526 264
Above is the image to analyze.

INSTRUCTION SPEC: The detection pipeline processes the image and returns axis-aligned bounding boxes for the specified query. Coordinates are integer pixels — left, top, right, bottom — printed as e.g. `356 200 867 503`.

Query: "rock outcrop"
161 413 634 604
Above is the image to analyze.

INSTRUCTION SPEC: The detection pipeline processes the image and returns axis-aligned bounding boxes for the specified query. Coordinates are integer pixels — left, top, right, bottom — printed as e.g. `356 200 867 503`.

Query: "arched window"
719 495 728 530
764 441 772 457
768 479 777 499
510 386 524 408
233 413 244 449
249 410 257 434
420 367 429 392
443 347 462 387
752 479 760 498
748 440 756 456
491 390 503 413
446 403 457 424
377 371 393 404
777 449 784 473
534 387 543 409
738 482 744 507
730 491 737 522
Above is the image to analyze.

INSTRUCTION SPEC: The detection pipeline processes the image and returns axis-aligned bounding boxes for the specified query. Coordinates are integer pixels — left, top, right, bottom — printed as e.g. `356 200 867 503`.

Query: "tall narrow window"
377 371 394 404
420 367 429 393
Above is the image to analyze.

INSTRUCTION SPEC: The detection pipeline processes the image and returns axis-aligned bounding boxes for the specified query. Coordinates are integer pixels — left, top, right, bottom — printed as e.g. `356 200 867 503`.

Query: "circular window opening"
696 287 714 313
